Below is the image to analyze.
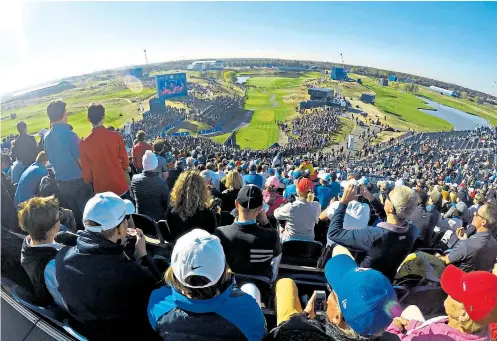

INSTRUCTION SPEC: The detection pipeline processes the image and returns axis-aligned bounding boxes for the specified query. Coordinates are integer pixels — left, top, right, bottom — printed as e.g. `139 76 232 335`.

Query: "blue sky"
1 1 496 95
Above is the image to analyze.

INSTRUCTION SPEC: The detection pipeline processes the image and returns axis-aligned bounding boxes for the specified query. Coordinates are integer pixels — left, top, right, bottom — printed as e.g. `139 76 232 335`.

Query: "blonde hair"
225 171 243 191
446 296 485 334
18 196 59 241
388 185 418 220
170 170 212 221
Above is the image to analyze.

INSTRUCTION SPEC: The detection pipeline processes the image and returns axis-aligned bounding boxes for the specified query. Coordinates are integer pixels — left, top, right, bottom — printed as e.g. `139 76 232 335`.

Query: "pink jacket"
263 190 286 217
387 317 489 341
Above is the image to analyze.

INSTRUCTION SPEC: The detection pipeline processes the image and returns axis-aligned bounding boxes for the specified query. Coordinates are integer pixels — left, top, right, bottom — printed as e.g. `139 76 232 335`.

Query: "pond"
417 96 489 130
236 76 250 84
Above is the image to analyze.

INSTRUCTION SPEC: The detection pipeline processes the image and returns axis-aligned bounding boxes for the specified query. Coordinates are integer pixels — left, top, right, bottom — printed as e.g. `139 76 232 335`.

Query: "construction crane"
143 49 149 77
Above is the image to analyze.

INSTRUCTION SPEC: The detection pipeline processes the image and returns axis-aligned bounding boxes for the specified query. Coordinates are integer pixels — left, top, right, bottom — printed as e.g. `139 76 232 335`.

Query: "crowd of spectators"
2 96 497 341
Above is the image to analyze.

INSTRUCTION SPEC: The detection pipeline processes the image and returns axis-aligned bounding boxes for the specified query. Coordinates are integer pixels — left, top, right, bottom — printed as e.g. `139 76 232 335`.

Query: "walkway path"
270 94 278 108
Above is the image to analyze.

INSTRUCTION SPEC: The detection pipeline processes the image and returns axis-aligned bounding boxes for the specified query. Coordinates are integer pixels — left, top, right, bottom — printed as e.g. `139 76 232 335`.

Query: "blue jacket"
15 162 48 205
314 183 340 209
283 184 297 200
328 202 417 282
243 172 264 189
148 284 266 341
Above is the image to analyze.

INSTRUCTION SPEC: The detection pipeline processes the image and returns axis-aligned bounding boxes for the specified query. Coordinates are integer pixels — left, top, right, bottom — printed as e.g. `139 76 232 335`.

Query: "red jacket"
80 127 129 195
132 142 152 170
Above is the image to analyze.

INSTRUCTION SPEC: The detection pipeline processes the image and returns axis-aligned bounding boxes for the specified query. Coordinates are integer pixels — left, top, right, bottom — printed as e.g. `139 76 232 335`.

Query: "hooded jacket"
55 231 162 340
148 284 266 341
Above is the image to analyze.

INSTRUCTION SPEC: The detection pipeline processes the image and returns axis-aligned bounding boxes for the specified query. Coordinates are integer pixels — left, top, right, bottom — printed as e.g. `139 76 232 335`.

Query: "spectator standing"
14 151 49 205
220 170 243 212
263 176 286 217
131 150 170 221
274 177 321 241
166 160 183 190
52 192 162 340
11 121 39 178
283 170 301 201
153 139 169 181
79 103 130 198
328 184 418 282
148 229 267 341
243 163 265 189
215 185 282 278
272 152 284 169
438 202 497 272
19 196 61 306
314 172 337 209
132 130 152 172
165 171 218 242
44 99 93 230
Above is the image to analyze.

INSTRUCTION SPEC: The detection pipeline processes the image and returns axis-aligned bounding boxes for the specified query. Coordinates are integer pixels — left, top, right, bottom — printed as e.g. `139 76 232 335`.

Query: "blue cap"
268 168 275 176
324 255 400 336
292 170 302 179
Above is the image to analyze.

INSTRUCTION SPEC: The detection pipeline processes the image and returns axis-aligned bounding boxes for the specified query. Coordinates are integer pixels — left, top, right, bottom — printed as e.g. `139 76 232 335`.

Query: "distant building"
308 87 334 101
187 60 224 70
388 75 397 81
11 81 73 101
428 86 458 97
331 67 347 81
379 78 389 86
361 93 375 104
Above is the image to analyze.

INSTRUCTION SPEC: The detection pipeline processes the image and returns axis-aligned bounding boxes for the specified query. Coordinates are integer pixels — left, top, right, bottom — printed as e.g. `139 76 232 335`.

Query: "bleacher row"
2 207 450 341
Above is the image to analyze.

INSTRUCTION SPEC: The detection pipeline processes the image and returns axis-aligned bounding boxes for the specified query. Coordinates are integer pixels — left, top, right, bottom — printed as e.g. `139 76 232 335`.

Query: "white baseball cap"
83 192 135 232
171 229 226 289
318 172 331 182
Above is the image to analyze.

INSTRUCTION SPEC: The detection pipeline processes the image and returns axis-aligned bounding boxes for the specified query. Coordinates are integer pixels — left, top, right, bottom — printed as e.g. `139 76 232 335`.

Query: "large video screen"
155 73 187 99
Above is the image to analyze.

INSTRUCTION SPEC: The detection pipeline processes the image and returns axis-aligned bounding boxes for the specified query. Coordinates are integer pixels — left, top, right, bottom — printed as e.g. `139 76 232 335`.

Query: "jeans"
57 178 93 230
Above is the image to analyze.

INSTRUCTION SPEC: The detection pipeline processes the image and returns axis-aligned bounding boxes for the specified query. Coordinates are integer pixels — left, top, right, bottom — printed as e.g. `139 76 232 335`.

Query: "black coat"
131 171 170 221
11 133 39 166
55 231 162 340
166 167 183 190
21 237 58 305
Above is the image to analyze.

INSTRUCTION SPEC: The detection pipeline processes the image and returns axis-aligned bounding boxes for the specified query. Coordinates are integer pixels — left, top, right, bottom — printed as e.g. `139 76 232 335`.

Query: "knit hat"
142 150 158 171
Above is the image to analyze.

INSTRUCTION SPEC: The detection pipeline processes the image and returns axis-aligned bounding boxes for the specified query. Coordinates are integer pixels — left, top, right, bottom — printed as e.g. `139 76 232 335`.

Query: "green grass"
1 86 156 138
236 76 307 149
211 132 232 144
356 75 453 131
331 117 355 143
416 88 497 126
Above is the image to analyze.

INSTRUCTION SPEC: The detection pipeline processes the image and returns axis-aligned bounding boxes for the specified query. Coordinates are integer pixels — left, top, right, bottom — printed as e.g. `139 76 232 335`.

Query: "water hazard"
417 96 489 130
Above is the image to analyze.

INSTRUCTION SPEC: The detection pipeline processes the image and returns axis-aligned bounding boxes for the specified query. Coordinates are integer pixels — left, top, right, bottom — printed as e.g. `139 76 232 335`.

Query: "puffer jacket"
148 284 266 341
387 316 489 341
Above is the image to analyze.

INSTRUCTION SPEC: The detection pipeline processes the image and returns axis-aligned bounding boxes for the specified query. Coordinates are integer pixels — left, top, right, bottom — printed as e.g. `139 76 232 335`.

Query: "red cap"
295 177 314 193
441 265 497 322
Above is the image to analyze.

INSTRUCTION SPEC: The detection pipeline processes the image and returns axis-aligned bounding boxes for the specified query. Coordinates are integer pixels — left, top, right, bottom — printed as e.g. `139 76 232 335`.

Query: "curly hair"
170 170 212 221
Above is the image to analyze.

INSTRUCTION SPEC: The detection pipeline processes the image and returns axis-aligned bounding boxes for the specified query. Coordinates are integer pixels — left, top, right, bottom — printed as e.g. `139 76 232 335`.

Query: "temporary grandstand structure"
187 60 224 70
428 86 458 97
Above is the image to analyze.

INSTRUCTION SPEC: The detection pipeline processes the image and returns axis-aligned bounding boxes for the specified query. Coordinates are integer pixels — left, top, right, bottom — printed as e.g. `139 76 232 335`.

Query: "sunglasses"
474 211 486 220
